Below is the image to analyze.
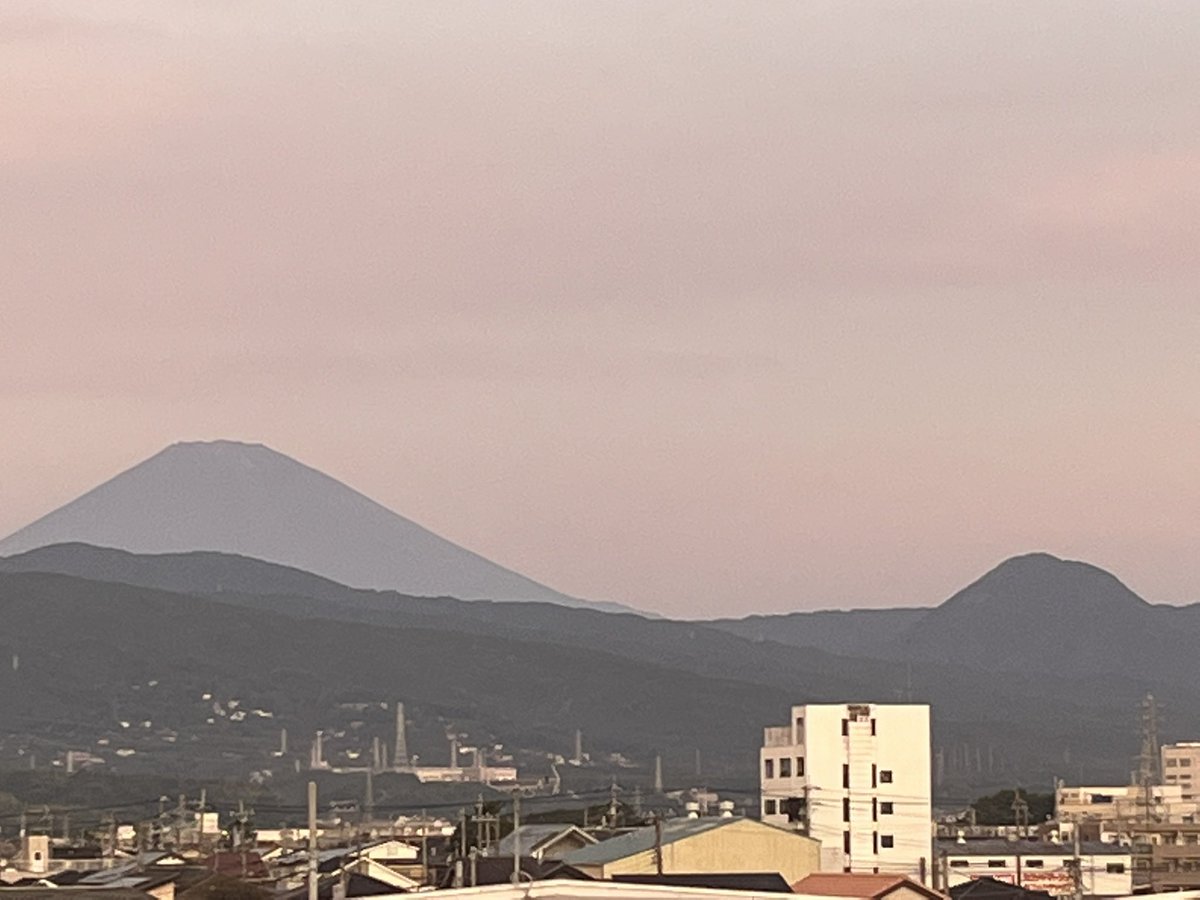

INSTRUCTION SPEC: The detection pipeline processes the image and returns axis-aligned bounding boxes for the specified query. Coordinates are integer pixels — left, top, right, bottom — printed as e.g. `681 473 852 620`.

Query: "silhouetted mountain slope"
3 551 1200 792
883 553 1200 680
0 441 634 613
708 608 924 656
0 571 784 779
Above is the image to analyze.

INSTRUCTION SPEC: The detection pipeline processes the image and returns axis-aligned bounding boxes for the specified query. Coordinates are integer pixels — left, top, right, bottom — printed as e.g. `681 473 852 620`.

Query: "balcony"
763 726 792 748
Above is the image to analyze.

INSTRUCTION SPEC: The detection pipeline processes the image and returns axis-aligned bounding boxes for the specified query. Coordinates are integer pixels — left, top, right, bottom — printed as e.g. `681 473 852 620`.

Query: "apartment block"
760 703 932 882
1163 743 1200 800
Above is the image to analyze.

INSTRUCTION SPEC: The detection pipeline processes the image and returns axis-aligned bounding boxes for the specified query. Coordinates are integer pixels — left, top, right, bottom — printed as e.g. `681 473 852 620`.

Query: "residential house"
792 872 944 900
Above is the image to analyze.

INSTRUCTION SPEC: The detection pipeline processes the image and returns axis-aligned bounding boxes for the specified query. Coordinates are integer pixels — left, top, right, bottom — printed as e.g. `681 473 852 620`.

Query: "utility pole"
307 781 318 900
198 789 207 848
421 809 430 886
653 814 664 875
1012 787 1030 837
511 793 521 886
1070 817 1083 900
365 766 374 823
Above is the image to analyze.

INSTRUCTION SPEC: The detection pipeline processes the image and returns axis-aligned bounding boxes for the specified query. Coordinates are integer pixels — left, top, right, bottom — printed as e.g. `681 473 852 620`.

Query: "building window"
949 861 968 868
879 769 894 783
1025 860 1043 868
873 832 878 853
880 801 894 815
784 796 806 823
871 718 877 736
780 758 792 778
1183 759 1193 767
881 835 894 849
796 716 804 729
843 798 851 822
987 860 1005 868
765 799 777 815
842 719 849 736
1107 863 1126 874
872 764 877 788
797 757 805 776
872 798 878 821
843 831 851 854
843 764 850 788
1168 759 1179 767
765 759 774 779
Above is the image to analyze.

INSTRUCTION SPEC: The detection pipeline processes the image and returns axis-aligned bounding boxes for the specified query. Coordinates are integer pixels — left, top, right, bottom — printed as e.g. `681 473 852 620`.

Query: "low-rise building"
792 872 944 900
563 817 821 885
936 838 1131 898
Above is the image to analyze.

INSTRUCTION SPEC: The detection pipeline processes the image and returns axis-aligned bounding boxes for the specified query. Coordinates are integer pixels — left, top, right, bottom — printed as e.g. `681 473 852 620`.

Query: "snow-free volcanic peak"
0 440 594 608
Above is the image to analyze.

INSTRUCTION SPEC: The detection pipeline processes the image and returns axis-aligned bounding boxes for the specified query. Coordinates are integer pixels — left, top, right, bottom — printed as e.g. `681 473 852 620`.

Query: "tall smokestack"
450 735 459 769
574 729 583 764
393 702 408 767
281 728 288 755
654 754 663 793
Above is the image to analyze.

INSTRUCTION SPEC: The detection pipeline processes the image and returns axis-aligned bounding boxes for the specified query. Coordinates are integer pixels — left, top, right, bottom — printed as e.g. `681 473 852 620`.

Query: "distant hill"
0 440 635 614
708 608 925 656
4 545 1199 793
882 552 1200 680
711 552 1200 684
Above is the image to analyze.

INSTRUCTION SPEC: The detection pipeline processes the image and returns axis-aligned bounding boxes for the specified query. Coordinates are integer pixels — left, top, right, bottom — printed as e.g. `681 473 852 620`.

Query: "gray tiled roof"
497 824 589 857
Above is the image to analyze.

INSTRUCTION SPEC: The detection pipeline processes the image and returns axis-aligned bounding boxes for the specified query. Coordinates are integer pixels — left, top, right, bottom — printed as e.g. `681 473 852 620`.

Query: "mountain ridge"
0 440 638 615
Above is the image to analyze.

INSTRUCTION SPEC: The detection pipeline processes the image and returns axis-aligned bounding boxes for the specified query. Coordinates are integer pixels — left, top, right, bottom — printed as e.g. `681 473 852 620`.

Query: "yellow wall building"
565 817 821 885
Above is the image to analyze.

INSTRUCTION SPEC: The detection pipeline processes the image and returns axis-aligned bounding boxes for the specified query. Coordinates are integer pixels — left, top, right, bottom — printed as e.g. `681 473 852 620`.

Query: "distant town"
2 699 1197 900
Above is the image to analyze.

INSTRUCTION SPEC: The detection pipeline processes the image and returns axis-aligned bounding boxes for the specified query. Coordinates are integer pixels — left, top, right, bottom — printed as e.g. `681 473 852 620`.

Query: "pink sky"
2 2 1197 618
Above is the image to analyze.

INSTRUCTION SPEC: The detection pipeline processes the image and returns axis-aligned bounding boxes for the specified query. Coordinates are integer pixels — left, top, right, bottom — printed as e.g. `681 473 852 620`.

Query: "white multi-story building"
760 703 932 882
937 838 1132 897
1163 743 1200 801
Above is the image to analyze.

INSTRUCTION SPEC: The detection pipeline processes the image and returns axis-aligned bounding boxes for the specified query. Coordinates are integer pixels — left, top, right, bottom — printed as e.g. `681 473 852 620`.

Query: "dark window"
780 757 792 778
987 860 1005 868
873 832 878 853
872 798 878 821
843 831 851 854
1168 759 1179 767
764 759 774 779
1107 863 1126 874
1025 860 1044 868
764 799 777 815
1183 759 1194 768
843 764 850 788
784 796 806 823
797 756 805 776
871 718 877 736
880 801 894 815
881 835 894 849
796 716 804 729
872 764 877 788
879 769 893 783
843 798 851 822
842 719 849 736
949 861 969 869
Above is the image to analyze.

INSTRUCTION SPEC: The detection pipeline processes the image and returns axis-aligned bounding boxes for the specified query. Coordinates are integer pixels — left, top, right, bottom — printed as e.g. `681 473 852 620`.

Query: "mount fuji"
0 440 629 612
